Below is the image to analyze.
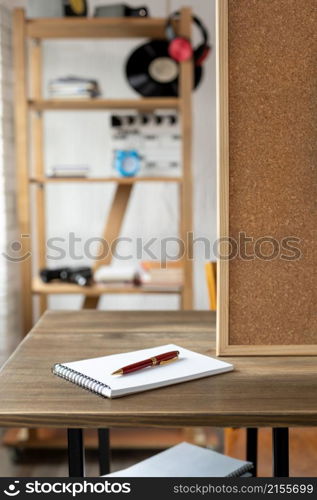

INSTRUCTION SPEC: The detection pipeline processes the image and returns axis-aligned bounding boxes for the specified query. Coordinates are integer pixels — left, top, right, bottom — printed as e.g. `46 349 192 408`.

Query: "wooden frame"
216 0 317 356
13 9 33 334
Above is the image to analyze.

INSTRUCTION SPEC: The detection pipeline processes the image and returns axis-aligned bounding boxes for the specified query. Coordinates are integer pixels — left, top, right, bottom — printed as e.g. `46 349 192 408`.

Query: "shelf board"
32 277 182 296
30 176 183 184
26 17 178 40
3 427 196 451
28 98 180 111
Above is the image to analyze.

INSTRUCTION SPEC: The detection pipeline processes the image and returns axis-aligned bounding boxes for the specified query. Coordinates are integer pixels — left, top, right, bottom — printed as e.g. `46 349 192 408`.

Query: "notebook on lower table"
104 442 253 477
53 344 233 399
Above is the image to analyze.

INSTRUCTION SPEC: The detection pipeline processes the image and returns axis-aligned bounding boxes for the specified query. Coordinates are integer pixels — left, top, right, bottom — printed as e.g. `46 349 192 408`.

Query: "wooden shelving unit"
14 7 193 335
10 8 194 453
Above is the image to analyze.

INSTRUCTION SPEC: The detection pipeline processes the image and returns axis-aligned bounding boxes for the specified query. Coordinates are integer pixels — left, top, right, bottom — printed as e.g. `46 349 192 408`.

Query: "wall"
11 0 216 311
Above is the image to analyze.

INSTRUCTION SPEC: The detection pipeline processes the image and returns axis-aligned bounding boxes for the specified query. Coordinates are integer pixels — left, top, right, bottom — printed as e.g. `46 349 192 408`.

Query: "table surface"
0 310 316 428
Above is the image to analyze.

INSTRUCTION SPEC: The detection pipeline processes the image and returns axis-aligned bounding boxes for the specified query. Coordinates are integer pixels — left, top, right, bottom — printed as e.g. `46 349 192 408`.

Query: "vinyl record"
125 40 202 97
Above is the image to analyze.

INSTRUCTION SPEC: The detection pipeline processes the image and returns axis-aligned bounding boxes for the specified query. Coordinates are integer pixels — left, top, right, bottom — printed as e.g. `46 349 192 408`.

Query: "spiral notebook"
104 442 253 477
53 344 233 399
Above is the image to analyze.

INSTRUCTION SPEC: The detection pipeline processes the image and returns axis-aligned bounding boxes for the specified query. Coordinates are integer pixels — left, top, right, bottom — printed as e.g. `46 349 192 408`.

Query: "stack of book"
94 266 140 285
49 165 90 178
93 262 183 288
139 261 183 287
48 76 101 99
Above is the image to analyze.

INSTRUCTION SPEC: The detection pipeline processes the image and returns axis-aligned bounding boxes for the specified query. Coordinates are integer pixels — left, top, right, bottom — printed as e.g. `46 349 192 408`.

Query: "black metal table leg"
68 429 85 477
273 428 289 477
246 428 258 476
98 428 111 475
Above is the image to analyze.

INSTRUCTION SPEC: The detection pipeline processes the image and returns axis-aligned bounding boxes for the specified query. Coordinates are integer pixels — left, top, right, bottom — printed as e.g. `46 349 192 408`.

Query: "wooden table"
0 311 316 477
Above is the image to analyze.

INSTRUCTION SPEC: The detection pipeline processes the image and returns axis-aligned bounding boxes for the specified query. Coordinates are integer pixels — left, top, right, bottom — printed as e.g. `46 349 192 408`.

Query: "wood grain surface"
28 98 180 111
0 311 316 428
26 17 179 40
228 0 317 346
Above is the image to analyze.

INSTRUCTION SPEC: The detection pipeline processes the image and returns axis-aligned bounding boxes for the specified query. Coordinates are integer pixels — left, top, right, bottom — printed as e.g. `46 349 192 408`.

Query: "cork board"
216 0 317 355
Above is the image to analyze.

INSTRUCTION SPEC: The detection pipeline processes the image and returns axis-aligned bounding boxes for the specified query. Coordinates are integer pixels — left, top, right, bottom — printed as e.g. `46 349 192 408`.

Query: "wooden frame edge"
218 344 317 356
216 0 229 356
179 7 194 310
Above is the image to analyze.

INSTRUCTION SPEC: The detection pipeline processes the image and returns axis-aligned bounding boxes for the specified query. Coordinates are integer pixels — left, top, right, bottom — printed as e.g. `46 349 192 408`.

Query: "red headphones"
165 12 211 65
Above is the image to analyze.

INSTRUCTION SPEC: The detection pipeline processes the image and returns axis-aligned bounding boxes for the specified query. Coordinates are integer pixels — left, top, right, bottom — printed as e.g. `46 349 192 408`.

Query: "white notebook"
53 344 233 399
105 442 253 477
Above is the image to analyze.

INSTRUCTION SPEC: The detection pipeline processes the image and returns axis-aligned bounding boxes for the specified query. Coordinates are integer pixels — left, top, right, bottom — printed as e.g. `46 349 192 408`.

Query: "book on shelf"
94 266 139 285
48 165 90 178
139 261 183 287
49 92 99 99
93 263 183 288
48 76 101 99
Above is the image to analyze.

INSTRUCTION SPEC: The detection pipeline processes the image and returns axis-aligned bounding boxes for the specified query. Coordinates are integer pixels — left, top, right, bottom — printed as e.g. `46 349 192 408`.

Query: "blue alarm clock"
114 150 141 177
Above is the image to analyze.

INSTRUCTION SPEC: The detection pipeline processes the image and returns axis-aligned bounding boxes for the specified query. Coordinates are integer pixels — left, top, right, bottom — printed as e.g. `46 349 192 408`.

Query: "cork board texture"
228 0 316 346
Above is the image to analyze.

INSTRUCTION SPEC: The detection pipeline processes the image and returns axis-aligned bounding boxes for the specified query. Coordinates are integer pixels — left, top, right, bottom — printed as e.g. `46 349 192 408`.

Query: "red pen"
111 350 180 376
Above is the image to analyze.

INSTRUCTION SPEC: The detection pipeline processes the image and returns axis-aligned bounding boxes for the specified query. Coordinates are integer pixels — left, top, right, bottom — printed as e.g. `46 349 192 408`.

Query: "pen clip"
159 356 179 366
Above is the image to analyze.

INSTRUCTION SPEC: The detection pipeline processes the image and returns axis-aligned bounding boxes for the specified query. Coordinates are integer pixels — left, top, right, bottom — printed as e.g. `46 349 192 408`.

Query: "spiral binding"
228 463 253 477
53 363 111 398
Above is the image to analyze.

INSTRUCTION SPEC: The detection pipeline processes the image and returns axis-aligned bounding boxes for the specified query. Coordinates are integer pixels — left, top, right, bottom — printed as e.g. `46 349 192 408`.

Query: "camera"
40 267 92 287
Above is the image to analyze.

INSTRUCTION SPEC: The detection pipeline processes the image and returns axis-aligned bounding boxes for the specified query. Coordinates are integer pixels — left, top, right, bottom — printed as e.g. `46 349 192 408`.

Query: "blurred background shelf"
32 277 183 296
